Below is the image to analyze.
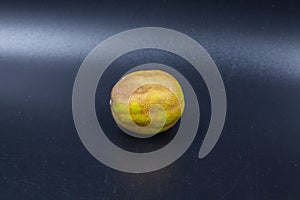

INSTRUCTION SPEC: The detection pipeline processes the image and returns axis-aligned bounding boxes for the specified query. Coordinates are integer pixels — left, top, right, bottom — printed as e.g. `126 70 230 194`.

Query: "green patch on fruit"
112 103 127 113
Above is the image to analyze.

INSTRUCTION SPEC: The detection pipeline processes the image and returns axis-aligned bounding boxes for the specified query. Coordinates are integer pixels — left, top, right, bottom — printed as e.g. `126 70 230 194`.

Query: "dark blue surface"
0 0 300 199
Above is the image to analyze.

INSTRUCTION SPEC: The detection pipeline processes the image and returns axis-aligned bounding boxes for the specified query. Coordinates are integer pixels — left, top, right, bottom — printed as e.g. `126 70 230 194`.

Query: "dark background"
1 0 300 199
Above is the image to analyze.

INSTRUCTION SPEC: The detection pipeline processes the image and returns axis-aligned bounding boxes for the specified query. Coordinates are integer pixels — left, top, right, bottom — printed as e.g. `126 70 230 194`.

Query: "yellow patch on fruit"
110 70 185 137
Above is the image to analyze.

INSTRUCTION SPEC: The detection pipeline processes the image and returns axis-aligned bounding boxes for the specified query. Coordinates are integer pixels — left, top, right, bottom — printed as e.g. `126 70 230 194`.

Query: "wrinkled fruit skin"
110 70 185 137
